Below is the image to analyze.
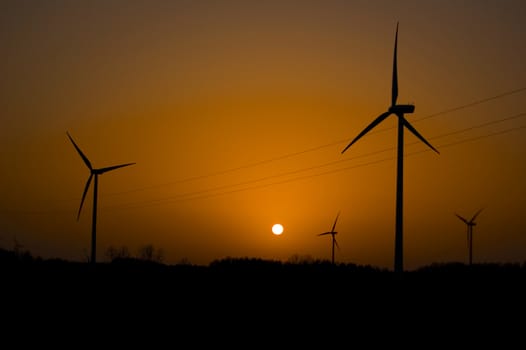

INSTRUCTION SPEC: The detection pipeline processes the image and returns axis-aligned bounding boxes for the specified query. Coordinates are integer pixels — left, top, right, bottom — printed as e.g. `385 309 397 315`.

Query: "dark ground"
3 248 525 296
2 248 524 343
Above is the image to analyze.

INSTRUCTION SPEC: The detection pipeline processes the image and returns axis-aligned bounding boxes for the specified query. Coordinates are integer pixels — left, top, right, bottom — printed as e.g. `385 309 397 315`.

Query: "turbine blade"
470 208 484 222
455 213 468 224
334 237 340 250
402 117 440 154
331 211 341 232
67 132 92 171
77 174 93 221
392 22 399 107
318 232 332 236
98 162 136 174
341 112 392 154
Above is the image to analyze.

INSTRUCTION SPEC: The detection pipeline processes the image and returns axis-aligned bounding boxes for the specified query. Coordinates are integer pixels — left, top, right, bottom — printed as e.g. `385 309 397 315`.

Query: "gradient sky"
2 0 525 270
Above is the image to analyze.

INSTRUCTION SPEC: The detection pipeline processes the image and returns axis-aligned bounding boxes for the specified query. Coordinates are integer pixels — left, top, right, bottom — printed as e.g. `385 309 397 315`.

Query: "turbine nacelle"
389 104 415 114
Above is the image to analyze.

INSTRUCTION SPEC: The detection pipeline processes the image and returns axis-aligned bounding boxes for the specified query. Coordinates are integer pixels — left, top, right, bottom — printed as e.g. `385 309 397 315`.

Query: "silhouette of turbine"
455 208 483 266
67 132 135 265
341 22 439 273
318 212 340 265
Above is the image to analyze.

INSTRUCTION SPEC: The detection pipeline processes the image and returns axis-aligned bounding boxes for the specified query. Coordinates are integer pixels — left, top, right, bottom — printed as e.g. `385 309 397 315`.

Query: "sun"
272 224 284 235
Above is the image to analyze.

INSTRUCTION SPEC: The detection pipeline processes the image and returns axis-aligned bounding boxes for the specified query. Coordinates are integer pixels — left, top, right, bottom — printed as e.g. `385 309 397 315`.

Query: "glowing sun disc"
272 224 284 235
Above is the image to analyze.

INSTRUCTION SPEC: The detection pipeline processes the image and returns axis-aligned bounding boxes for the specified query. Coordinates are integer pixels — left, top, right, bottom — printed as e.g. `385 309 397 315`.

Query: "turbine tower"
318 212 340 265
455 208 483 266
67 132 135 265
341 22 439 273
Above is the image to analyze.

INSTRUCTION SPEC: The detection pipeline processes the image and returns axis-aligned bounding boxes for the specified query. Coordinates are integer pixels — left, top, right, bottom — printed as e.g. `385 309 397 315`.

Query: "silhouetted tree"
12 236 32 261
81 248 90 263
137 244 163 263
287 254 314 265
177 257 192 266
105 245 131 262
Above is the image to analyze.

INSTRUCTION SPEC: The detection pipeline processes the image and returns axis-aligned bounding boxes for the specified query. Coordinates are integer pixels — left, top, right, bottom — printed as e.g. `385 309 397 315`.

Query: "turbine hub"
389 104 415 114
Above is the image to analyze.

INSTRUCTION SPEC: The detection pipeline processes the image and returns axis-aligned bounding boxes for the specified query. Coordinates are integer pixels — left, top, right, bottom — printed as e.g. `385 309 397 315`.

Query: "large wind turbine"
455 208 483 266
67 132 135 265
318 212 340 265
341 22 439 273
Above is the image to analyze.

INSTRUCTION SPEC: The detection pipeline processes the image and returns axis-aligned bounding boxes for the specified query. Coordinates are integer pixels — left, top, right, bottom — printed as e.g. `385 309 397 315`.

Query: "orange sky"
1 0 526 270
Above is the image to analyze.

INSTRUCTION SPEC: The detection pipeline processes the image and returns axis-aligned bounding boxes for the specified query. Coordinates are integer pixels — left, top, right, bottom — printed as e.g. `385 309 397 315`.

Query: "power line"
5 116 525 216
173 124 526 203
415 86 526 123
108 122 526 210
110 112 526 206
102 139 343 196
105 86 526 197
421 112 526 140
432 125 526 150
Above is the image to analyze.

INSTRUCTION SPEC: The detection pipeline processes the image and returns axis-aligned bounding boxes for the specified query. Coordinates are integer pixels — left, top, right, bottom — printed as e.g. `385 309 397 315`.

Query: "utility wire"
5 122 525 215
4 95 526 215
108 123 526 210
106 86 526 196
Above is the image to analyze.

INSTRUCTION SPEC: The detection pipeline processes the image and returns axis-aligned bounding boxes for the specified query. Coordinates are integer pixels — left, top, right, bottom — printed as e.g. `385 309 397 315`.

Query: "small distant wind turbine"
341 22 439 273
318 212 340 265
67 132 135 265
455 208 483 266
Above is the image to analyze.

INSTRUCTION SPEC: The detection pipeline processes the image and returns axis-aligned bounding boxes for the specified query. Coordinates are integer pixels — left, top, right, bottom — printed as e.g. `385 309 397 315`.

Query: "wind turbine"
455 208 483 266
341 22 439 273
318 212 340 265
67 132 135 265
